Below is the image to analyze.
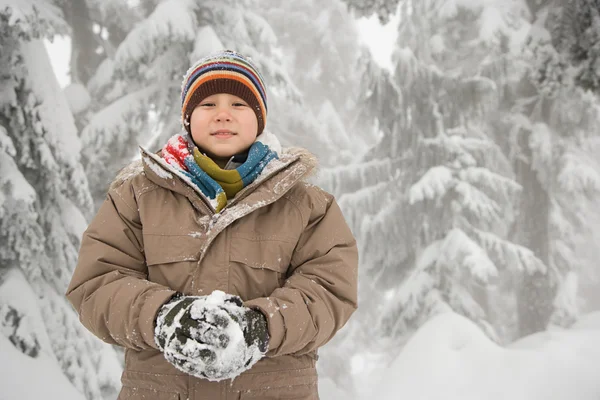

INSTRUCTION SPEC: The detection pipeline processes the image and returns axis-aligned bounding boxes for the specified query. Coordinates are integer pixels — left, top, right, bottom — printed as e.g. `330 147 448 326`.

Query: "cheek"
190 113 209 131
242 112 258 131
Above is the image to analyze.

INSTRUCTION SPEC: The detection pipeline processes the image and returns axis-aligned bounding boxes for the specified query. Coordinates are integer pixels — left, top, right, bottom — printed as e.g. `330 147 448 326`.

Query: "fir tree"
0 2 121 398
501 0 600 332
339 0 600 343
261 0 371 164
547 0 600 95
327 1 540 366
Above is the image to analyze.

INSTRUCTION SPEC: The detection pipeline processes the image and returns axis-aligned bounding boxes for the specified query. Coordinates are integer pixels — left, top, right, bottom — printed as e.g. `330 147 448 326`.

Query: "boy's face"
189 93 258 159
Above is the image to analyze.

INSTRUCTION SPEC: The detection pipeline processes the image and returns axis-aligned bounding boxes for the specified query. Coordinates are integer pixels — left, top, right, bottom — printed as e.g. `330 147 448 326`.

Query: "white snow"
355 312 600 400
0 335 84 400
552 271 580 321
356 11 399 72
429 34 445 55
319 377 351 399
63 83 91 115
454 180 501 222
459 167 521 198
114 0 197 70
0 0 66 34
557 148 600 194
141 149 220 212
155 290 265 381
479 6 509 44
0 151 37 205
256 130 283 155
409 165 454 204
58 194 88 240
316 99 355 155
529 122 553 171
0 269 54 358
0 268 84 399
243 10 278 46
440 228 498 282
189 25 224 64
142 154 174 180
21 40 82 158
81 84 159 148
87 57 115 95
436 0 531 53
572 312 600 330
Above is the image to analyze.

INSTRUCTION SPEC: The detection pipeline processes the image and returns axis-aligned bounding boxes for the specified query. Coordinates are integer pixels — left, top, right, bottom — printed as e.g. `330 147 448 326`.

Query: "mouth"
211 130 236 136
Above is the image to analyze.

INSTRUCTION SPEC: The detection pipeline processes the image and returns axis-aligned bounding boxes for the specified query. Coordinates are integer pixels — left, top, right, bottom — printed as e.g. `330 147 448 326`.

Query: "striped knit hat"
181 50 268 135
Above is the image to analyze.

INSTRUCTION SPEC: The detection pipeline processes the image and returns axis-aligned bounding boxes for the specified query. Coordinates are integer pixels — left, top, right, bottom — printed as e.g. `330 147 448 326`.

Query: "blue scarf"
162 134 278 212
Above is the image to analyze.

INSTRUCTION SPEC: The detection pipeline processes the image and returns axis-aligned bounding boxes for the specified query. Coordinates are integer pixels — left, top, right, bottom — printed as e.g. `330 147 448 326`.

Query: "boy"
66 50 358 400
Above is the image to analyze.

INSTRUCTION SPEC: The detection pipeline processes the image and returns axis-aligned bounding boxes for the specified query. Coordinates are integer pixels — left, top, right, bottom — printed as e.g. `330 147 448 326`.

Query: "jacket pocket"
239 382 318 399
229 234 296 299
143 234 202 290
234 366 318 399
118 386 180 400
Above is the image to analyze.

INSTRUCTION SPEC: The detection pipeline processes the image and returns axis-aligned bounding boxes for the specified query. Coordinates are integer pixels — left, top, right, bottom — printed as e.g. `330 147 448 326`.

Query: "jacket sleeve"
65 179 176 351
244 184 358 357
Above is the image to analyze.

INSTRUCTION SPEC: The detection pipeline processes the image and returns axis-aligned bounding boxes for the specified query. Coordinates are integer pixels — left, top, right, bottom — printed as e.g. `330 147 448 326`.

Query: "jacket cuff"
139 288 179 349
244 298 285 355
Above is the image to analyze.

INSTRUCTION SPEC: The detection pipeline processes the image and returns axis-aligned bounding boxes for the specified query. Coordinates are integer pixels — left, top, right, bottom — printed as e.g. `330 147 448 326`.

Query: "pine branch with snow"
1 7 121 396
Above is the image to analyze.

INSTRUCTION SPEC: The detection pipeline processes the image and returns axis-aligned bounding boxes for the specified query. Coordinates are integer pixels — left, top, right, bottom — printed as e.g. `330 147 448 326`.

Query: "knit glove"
154 291 269 381
204 294 270 355
154 293 220 373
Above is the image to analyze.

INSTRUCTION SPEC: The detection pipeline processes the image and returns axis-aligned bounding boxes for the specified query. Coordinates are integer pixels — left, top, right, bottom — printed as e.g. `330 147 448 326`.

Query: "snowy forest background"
1 0 600 399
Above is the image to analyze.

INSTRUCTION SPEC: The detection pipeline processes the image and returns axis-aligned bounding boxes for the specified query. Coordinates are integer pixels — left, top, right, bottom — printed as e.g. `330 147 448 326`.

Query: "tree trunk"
62 0 103 84
513 130 556 336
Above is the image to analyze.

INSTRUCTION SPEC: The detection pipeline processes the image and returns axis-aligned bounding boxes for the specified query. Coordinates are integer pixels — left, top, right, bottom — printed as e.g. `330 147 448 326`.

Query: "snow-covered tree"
497 0 600 332
0 2 121 398
338 0 600 344
546 0 600 95
342 0 401 23
324 1 542 365
261 0 371 164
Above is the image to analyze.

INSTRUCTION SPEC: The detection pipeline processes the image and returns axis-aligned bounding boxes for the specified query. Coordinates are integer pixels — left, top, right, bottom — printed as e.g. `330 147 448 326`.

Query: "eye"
233 102 247 107
200 102 215 107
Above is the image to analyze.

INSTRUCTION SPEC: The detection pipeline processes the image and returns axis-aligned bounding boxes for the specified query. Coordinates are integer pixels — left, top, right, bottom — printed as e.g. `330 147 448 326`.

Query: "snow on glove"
154 291 268 381
187 291 269 381
154 293 224 377
195 293 269 357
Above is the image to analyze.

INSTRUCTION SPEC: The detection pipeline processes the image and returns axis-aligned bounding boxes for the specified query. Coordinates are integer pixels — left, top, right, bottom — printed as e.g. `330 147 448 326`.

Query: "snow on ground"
0 335 84 400
0 269 85 399
355 312 600 400
572 311 600 330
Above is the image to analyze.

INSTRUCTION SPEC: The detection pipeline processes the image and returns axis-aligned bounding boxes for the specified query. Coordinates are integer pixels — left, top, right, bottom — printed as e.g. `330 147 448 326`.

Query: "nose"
215 108 232 122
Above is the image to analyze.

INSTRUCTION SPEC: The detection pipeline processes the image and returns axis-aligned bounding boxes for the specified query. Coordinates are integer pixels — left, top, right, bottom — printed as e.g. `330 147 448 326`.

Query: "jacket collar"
136 144 317 215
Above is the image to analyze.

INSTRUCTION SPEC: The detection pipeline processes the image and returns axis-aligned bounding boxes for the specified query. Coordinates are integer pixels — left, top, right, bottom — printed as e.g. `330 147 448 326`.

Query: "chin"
209 150 237 159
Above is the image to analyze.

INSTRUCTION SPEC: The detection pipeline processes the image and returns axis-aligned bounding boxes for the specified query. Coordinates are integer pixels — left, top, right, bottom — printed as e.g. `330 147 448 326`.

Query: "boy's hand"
200 294 269 353
154 294 221 377
154 291 269 381
240 308 270 353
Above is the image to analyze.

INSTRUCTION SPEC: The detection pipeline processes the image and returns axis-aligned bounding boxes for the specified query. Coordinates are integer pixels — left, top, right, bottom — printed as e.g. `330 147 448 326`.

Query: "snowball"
156 290 265 381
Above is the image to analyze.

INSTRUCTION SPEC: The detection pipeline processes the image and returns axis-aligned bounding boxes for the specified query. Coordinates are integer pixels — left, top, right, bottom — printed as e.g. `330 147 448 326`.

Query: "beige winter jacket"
66 144 358 400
